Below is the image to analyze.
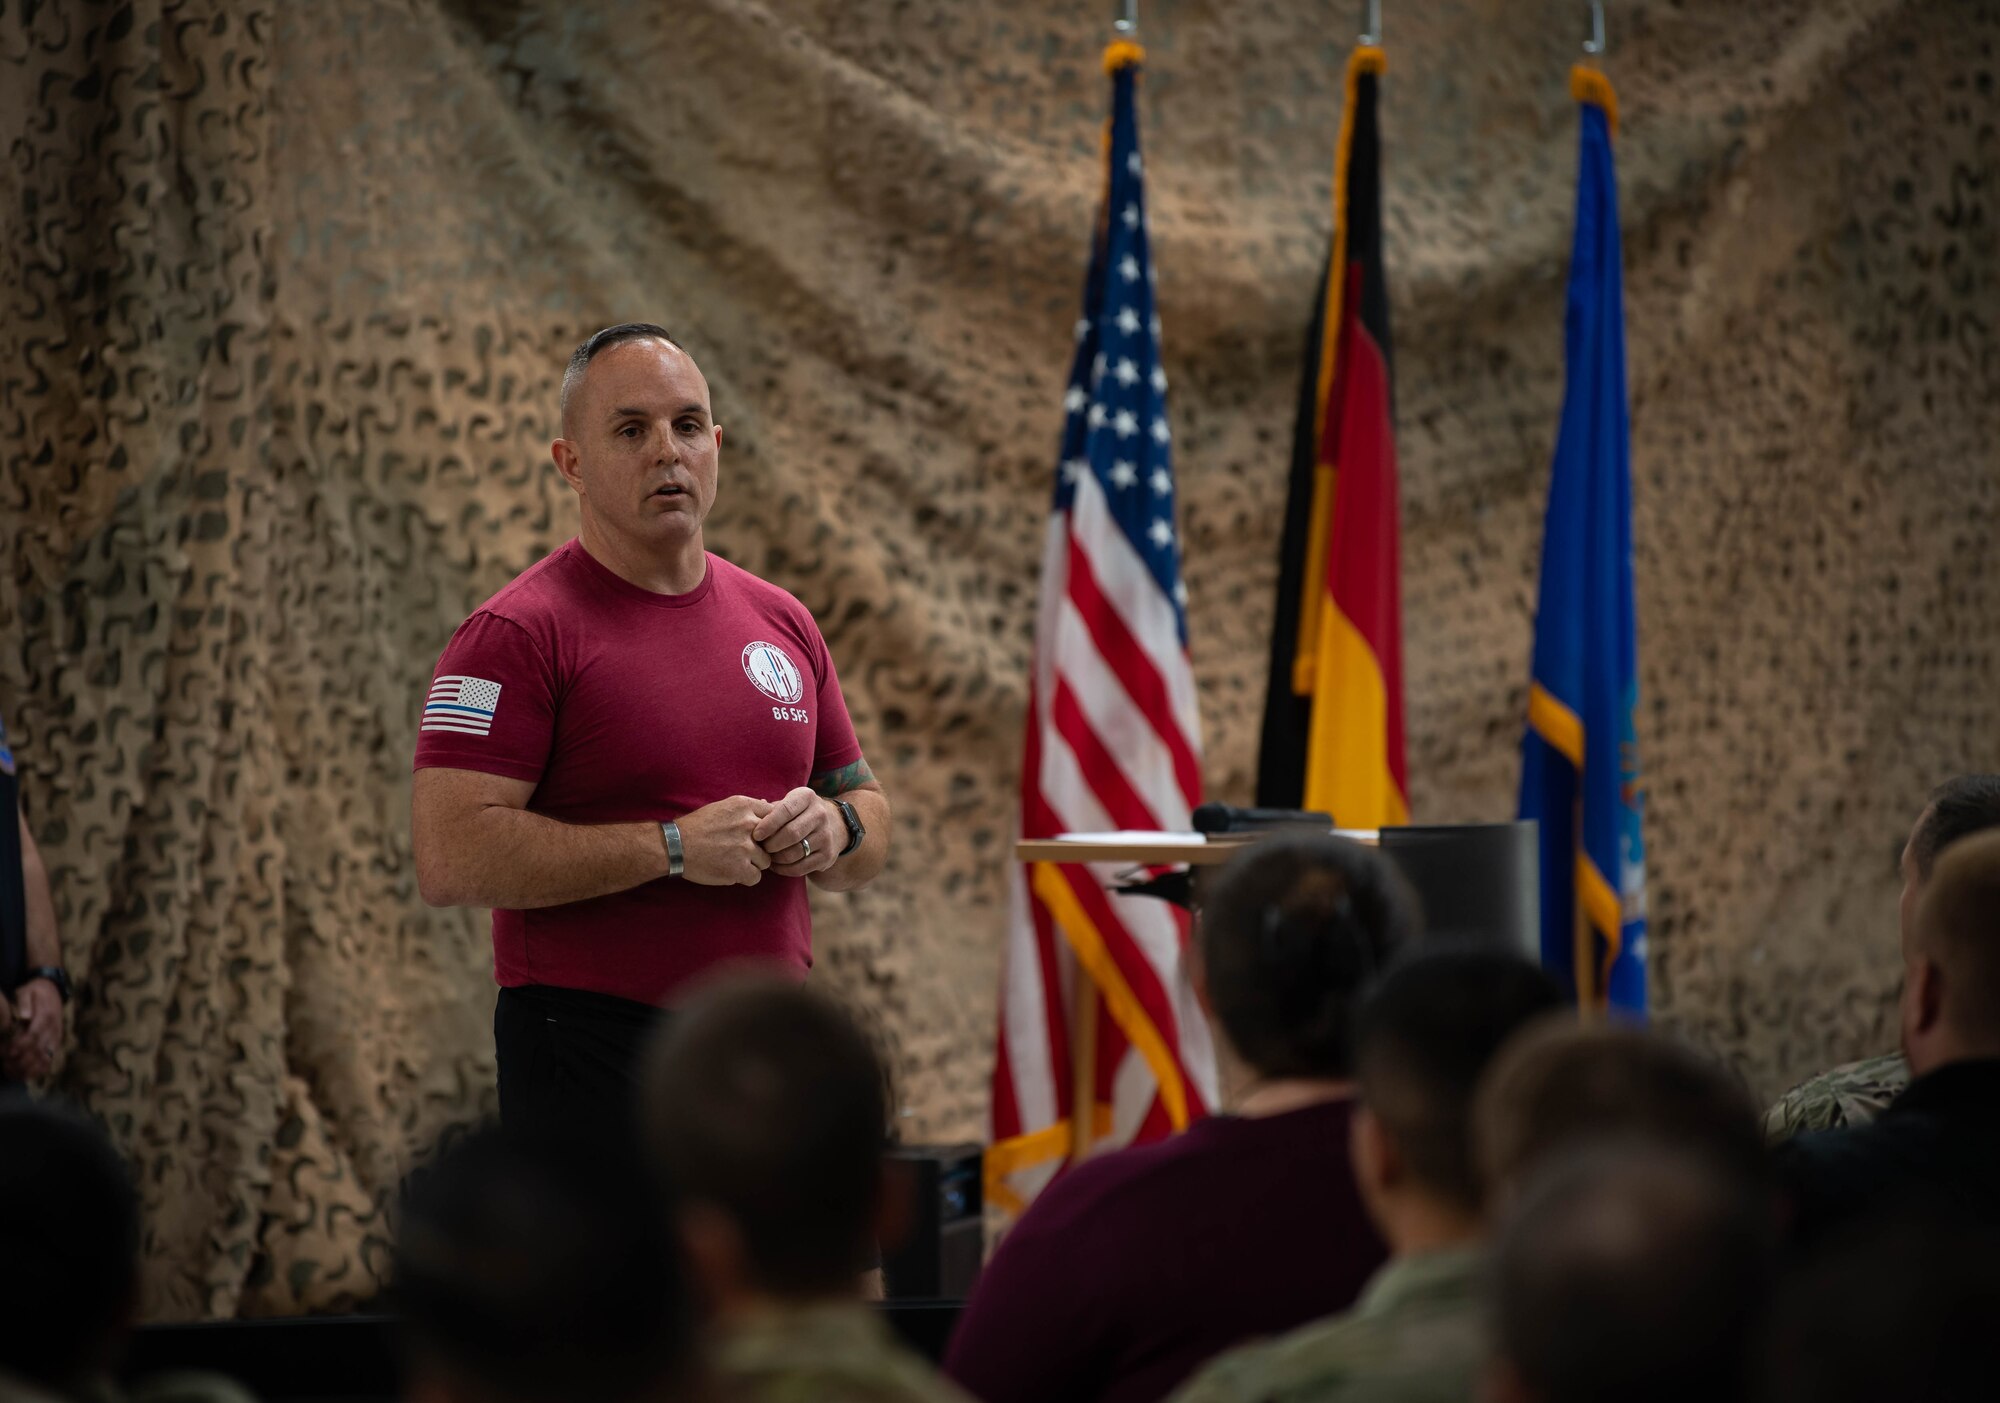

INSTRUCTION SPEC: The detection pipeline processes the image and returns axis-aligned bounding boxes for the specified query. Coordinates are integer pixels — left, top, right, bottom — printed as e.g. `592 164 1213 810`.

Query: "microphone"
1190 803 1335 836
1111 869 1195 909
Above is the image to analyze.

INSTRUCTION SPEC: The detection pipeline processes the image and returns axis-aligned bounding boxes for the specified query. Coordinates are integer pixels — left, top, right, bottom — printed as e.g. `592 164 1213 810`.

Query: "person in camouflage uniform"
713 1303 971 1403
639 979 969 1403
1763 775 2000 1143
1762 1050 1909 1142
1776 830 2000 1245
1174 950 1564 1403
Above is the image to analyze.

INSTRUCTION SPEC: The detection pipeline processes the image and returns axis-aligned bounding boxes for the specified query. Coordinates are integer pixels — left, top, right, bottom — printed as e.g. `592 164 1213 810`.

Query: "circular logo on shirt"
741 641 804 705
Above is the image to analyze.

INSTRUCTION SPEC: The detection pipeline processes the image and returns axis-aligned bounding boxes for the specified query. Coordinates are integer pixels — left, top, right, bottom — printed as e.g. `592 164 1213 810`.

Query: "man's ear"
1912 956 1947 1037
1350 1103 1401 1198
551 437 584 491
403 1356 472 1403
1480 1354 1538 1403
876 1156 916 1261
678 1201 747 1318
1188 930 1213 1020
862 1157 916 1300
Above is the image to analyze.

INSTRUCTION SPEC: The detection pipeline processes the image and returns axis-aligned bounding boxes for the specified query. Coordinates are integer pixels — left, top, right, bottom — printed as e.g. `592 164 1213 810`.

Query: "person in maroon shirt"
945 834 1420 1403
412 323 891 1136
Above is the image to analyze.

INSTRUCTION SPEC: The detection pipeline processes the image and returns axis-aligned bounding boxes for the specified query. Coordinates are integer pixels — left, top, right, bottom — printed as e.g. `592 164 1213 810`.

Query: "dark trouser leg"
494 985 665 1146
494 986 563 1137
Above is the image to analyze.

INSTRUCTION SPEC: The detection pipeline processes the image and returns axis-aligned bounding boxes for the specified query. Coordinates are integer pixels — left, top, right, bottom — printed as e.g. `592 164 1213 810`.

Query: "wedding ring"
801 837 813 858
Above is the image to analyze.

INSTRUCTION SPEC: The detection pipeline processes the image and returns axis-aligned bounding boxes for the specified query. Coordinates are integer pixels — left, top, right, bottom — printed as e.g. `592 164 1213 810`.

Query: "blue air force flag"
1518 69 1647 1014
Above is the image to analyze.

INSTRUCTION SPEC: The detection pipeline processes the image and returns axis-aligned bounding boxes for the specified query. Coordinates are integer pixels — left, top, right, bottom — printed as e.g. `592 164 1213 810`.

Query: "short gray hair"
559 322 683 430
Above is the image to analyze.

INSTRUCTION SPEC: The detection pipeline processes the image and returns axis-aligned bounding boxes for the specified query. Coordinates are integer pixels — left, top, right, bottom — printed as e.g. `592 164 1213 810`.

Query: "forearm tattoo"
811 757 875 798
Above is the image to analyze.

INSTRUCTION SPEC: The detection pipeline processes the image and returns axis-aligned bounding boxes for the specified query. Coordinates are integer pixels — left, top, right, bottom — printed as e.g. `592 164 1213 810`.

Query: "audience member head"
1196 834 1419 1087
395 1125 697 1403
1901 829 2000 1075
0 1096 141 1391
1474 1021 1768 1204
1486 1145 1776 1403
1348 948 1565 1246
639 978 887 1312
1900 774 2000 954
1761 1207 2000 1403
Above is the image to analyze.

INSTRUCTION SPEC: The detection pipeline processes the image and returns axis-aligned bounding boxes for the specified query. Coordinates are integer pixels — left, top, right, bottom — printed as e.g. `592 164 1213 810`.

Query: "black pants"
494 984 668 1143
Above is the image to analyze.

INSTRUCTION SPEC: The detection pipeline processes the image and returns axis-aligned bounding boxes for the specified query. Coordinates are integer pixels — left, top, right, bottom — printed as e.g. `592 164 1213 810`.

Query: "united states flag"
422 676 502 736
987 41 1216 1217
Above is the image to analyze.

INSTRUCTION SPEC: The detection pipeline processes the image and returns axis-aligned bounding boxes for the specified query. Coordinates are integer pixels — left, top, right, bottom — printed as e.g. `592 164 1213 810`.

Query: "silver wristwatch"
660 820 685 877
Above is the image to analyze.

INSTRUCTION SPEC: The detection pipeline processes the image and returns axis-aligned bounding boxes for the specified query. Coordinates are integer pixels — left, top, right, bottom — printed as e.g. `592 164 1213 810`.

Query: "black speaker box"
1377 820 1541 957
883 1142 985 1300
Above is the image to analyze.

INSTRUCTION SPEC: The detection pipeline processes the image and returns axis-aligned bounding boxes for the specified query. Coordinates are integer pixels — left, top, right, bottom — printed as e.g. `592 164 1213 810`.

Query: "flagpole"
1070 964 1099 1160
1519 0 1643 1017
1577 0 1609 1017
1064 0 1139 1171
993 0 1209 1214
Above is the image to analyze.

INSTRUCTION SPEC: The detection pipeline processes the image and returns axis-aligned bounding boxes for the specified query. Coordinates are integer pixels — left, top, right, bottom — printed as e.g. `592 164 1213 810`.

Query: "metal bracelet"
660 820 685 878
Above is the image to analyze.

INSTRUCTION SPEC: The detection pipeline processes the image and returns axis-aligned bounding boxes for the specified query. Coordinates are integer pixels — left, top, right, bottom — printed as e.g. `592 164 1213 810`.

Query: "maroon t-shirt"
945 1099 1386 1403
413 540 863 1006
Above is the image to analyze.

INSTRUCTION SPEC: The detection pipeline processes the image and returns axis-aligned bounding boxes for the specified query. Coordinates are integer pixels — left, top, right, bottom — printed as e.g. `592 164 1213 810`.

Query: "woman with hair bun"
946 835 1420 1403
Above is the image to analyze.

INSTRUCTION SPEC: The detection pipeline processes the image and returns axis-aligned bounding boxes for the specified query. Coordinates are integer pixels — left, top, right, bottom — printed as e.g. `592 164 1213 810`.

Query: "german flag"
1256 45 1407 826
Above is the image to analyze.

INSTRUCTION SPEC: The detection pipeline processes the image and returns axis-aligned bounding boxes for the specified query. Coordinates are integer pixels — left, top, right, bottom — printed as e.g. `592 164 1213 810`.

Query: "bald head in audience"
1486 1146 1775 1403
1475 1020 1768 1201
639 978 889 1311
395 1126 699 1403
1899 775 2000 956
1902 829 2000 1077
0 1099 142 1396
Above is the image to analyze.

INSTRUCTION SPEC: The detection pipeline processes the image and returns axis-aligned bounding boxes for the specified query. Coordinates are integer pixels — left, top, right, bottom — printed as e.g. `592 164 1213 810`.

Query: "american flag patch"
422 675 502 736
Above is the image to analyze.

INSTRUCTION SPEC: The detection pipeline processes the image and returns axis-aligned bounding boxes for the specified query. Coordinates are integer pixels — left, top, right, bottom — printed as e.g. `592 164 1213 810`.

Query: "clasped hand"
674 787 841 886
0 978 62 1082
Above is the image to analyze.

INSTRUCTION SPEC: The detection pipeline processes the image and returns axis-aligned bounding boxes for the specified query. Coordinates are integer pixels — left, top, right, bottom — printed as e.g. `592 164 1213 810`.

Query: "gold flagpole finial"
1571 1 1618 134
1103 0 1144 72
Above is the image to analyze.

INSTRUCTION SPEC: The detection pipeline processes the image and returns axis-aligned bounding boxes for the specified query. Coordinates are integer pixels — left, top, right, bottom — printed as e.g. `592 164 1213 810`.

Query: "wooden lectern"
1015 822 1540 1159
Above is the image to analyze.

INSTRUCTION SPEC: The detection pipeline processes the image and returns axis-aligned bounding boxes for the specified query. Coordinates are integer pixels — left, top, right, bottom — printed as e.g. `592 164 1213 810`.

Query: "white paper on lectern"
1052 830 1207 845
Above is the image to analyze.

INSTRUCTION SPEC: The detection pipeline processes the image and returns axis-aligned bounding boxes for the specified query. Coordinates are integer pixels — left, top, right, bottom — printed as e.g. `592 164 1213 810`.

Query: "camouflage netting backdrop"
3 0 1996 1318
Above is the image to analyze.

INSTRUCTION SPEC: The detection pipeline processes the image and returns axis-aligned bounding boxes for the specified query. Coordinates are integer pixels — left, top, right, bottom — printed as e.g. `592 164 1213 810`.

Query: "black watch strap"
834 799 866 858
25 966 70 1004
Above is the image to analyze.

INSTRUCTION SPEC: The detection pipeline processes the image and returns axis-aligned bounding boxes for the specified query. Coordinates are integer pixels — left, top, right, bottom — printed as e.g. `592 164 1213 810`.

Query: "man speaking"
412 323 890 1133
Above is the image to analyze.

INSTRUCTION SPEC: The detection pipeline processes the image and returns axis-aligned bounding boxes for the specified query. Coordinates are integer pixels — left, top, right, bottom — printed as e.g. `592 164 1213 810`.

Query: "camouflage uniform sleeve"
1169 1342 1269 1403
1763 1052 1910 1144
729 1361 975 1403
129 1372 263 1403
